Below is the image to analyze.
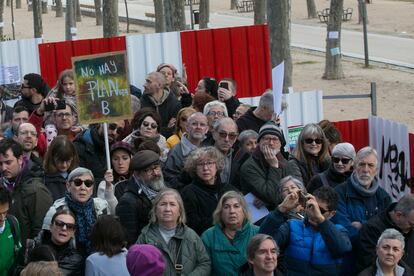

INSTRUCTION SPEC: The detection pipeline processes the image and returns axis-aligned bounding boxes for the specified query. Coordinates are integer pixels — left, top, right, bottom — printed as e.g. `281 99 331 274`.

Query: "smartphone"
45 99 66 111
219 82 229 90
297 191 308 208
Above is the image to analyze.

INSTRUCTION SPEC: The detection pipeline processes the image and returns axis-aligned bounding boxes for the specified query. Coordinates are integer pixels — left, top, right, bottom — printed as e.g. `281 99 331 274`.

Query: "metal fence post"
371 82 377 116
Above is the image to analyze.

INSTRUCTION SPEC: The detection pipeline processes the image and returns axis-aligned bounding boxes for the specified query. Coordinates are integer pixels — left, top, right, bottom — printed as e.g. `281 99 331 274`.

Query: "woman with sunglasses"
124 108 169 162
287 123 331 187
26 207 83 275
42 167 109 257
307 143 356 193
181 147 235 235
166 107 196 149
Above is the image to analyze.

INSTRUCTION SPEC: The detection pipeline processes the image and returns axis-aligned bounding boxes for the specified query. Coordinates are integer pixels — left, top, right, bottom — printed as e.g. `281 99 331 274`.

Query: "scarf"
65 192 95 253
133 174 158 201
350 171 379 197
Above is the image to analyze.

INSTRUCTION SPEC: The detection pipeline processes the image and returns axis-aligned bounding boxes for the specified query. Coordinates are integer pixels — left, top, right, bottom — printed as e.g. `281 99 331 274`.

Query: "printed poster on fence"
72 51 132 125
369 115 411 201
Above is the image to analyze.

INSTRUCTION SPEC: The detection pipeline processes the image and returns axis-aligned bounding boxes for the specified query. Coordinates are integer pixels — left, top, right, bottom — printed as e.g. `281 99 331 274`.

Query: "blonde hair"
212 191 251 227
149 189 186 225
21 261 61 276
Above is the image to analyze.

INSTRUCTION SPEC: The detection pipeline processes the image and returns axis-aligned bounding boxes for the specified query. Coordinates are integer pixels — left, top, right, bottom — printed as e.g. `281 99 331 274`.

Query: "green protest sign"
72 51 132 124
288 125 304 151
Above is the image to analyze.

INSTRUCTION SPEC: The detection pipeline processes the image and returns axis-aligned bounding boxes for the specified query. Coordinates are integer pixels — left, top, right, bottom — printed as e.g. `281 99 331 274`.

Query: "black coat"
358 261 413 276
236 107 267 133
45 172 67 201
357 202 414 273
115 177 153 246
307 164 352 193
180 176 235 235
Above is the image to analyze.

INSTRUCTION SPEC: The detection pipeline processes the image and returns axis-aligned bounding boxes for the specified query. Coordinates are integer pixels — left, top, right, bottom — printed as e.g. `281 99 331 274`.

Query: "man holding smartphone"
217 78 240 118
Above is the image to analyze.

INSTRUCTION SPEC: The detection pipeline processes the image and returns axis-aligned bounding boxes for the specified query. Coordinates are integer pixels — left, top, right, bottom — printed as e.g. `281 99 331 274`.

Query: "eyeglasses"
217 131 238 140
18 130 37 137
207 111 225 117
143 164 161 174
142 121 158 129
54 219 76 231
71 178 94 187
109 123 124 134
55 112 72 118
262 136 279 143
304 138 323 144
196 161 216 168
332 157 352 164
21 84 31 89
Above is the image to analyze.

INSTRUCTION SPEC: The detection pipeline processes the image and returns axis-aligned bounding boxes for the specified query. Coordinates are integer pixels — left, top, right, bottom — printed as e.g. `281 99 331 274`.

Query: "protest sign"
72 51 132 125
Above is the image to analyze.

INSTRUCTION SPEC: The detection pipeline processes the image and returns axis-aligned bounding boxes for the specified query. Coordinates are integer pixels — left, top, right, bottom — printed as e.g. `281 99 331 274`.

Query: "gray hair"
355 146 378 166
213 117 237 132
67 167 94 183
394 194 414 216
213 191 251 227
184 146 225 177
377 228 405 249
238 130 258 144
277 175 306 204
247 234 279 261
258 91 274 112
147 72 166 88
203 100 228 117
149 188 186 225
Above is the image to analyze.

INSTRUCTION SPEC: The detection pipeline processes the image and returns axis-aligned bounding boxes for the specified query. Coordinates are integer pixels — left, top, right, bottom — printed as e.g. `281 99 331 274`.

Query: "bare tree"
65 0 75 40
41 0 47 13
94 0 102 25
164 0 185 31
103 0 118 37
306 0 317 18
75 0 81 22
267 0 292 93
153 0 165 32
230 0 237 9
199 0 209 29
55 0 63 17
254 0 266 25
323 0 344 79
33 0 43 38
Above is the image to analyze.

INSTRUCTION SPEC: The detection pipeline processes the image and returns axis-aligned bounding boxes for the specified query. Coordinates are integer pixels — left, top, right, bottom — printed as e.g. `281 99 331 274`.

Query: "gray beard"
145 175 166 191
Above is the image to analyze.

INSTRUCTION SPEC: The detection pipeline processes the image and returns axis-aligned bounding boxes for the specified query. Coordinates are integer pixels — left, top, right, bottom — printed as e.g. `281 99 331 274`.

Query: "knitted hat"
110 141 133 155
332 142 356 159
127 244 165 276
257 121 286 146
130 150 160 171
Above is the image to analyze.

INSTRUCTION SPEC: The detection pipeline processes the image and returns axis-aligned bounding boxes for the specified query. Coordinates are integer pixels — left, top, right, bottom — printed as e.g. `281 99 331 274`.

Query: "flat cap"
131 150 160 171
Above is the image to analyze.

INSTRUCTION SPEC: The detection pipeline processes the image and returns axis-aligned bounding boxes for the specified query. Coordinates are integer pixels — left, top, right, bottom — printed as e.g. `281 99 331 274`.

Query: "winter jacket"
115 177 153 246
224 96 241 119
357 202 414 273
287 156 331 187
26 230 83 276
307 164 352 193
358 260 414 276
180 176 235 235
240 149 288 209
201 222 259 276
140 89 182 138
123 130 169 162
45 172 68 201
97 180 118 215
236 107 267 134
137 223 211 276
3 160 53 243
73 127 107 186
0 216 21 276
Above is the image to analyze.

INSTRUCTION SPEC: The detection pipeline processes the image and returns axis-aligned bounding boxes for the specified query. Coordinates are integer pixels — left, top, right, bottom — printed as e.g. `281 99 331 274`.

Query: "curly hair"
184 146 225 178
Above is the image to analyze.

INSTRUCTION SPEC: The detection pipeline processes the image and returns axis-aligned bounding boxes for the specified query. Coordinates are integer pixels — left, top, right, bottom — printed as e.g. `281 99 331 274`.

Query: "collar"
180 134 198 156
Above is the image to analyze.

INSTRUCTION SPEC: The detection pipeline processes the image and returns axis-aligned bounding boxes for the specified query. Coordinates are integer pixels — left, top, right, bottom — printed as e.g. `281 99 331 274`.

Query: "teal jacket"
201 222 259 276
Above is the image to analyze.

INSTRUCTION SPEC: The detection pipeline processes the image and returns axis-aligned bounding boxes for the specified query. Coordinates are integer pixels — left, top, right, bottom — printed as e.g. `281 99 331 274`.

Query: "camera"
44 100 66 111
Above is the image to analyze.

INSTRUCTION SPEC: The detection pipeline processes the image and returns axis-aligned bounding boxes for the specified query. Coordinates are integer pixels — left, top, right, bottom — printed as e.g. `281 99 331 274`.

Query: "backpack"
6 214 21 256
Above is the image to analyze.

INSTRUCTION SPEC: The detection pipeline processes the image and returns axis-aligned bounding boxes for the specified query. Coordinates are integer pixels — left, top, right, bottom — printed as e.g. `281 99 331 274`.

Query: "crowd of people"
0 66 413 276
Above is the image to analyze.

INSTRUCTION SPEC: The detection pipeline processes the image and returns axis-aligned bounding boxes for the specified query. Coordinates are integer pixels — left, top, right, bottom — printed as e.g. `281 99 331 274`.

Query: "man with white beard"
240 122 288 210
116 150 166 246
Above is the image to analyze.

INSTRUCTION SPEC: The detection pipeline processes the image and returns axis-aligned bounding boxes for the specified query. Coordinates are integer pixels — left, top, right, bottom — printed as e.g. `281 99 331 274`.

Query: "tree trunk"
164 0 185 31
75 0 81 21
65 0 75 40
124 0 129 33
94 0 102 25
153 0 165 32
6 0 9 7
306 0 317 18
199 0 209 29
32 0 43 38
16 0 21 9
323 0 344 79
254 0 266 25
55 0 63 17
267 0 292 93
0 0 3 37
103 0 118 37
41 0 47 13
230 0 237 9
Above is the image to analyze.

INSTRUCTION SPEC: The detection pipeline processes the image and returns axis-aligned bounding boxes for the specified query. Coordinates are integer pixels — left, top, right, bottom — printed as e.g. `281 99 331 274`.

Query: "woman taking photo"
85 215 129 276
181 146 234 235
26 207 83 275
42 167 109 257
287 123 331 187
44 136 79 201
201 191 259 276
137 188 211 275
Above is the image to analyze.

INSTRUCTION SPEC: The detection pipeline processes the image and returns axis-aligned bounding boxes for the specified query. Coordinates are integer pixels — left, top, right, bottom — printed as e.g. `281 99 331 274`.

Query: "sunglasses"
54 219 76 231
332 157 352 164
109 123 124 134
72 178 94 188
304 138 323 144
142 121 158 129
218 131 238 140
